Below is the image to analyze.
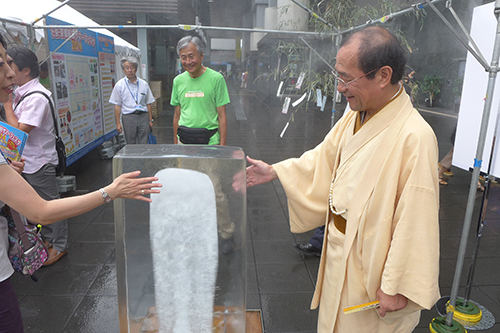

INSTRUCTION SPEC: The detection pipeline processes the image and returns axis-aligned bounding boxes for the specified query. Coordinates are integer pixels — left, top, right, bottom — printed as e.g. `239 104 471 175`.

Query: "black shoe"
293 243 321 257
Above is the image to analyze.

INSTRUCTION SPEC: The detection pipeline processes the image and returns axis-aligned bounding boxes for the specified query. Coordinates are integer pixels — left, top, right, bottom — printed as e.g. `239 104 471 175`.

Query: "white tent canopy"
0 0 141 58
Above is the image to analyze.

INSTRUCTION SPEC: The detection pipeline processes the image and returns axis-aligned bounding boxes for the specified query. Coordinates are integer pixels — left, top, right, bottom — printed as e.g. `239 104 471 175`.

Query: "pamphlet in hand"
0 121 28 162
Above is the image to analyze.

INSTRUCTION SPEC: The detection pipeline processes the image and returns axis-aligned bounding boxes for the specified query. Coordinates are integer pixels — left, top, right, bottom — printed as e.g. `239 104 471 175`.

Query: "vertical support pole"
27 24 37 52
445 0 500 326
137 13 149 81
306 47 312 113
331 35 340 128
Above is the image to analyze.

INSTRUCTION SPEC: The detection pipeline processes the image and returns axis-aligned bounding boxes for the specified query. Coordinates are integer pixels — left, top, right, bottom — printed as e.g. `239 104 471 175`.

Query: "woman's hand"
105 171 162 202
9 158 25 174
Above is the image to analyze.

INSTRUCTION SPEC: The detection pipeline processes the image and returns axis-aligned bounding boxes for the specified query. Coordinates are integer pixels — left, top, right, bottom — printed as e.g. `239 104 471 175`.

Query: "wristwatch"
100 188 112 203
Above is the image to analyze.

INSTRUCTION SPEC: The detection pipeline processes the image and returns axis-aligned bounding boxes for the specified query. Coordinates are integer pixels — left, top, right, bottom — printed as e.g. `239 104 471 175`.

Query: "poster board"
454 2 500 177
97 33 118 141
46 16 104 166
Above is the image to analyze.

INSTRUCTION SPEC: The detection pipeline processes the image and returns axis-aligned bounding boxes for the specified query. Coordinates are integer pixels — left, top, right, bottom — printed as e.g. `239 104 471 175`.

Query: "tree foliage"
255 0 427 110
421 74 443 107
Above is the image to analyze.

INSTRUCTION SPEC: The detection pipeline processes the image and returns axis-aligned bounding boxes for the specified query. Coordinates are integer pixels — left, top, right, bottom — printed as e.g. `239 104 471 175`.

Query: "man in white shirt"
109 57 155 144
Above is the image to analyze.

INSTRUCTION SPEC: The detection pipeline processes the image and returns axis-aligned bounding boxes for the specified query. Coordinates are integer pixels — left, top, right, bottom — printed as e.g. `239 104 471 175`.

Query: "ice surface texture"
150 168 218 333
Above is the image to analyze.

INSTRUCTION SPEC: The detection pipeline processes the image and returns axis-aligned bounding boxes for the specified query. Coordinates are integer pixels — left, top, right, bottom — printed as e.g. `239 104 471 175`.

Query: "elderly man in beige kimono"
246 26 440 332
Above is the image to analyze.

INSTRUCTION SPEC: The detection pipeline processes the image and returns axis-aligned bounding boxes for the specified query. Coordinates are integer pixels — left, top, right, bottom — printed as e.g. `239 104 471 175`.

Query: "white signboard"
454 2 500 177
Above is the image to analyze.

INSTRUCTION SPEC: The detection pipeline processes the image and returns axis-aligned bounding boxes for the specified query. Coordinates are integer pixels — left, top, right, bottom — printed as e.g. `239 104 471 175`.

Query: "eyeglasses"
331 68 379 90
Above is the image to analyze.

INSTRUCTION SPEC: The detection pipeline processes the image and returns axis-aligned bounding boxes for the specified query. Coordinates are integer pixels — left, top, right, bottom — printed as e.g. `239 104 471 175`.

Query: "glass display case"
113 145 247 333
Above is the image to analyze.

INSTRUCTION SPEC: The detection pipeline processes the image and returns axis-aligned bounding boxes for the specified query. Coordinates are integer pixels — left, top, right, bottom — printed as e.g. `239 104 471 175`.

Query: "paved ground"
11 84 500 332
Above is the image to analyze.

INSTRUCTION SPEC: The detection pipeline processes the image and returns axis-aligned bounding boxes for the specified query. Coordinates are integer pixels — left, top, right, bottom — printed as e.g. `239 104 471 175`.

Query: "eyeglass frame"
331 67 379 90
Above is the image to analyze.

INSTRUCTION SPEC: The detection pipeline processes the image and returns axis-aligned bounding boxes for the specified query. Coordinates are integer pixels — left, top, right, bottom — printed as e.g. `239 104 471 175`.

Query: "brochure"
0 121 28 162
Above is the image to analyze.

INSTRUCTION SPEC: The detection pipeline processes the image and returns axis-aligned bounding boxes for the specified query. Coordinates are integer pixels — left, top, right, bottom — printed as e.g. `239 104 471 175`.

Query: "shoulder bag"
15 91 66 176
1 206 48 282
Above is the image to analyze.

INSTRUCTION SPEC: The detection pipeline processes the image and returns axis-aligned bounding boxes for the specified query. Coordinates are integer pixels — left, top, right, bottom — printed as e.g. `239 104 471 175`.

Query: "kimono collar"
354 83 403 134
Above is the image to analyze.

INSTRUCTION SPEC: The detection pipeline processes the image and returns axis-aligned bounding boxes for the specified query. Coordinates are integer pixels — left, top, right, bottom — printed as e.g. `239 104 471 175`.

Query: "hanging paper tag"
282 97 291 114
295 72 306 89
321 96 327 112
335 90 342 103
316 89 322 107
277 81 284 97
280 122 290 138
292 93 307 108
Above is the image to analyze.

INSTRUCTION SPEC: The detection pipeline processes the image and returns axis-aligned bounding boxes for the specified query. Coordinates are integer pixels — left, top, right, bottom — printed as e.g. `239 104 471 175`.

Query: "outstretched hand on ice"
246 156 278 187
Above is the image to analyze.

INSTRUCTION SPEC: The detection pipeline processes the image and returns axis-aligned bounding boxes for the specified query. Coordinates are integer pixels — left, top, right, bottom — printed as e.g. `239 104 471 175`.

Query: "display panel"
97 33 118 141
46 16 105 165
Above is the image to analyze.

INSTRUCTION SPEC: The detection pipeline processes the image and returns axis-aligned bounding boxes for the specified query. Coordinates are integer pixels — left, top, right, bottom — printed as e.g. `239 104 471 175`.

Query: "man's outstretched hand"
246 156 278 187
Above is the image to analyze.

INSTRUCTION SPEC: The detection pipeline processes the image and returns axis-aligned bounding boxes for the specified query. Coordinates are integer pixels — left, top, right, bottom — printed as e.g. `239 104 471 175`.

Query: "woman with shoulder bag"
3 45 70 266
0 33 162 333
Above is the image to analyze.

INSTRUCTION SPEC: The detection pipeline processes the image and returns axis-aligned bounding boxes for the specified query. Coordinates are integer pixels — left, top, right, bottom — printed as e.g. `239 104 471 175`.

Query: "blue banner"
46 16 98 57
97 33 115 54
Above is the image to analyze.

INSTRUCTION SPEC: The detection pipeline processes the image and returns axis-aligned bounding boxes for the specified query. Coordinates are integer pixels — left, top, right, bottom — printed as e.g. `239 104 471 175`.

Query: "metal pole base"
430 316 467 333
435 296 495 331
447 299 482 324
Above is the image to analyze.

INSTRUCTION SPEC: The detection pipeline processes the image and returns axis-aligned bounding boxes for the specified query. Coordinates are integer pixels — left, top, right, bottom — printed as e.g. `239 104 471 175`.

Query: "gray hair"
120 57 138 70
176 36 204 55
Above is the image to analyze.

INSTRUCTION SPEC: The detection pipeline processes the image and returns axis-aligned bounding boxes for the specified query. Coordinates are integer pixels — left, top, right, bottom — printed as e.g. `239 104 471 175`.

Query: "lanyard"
125 79 139 104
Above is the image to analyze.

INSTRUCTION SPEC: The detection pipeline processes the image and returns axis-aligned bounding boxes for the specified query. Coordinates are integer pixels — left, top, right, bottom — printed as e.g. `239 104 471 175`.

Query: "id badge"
134 104 142 110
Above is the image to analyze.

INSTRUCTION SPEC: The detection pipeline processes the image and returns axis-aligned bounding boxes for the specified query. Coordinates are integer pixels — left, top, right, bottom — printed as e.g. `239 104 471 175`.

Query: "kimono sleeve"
273 126 341 233
381 122 440 310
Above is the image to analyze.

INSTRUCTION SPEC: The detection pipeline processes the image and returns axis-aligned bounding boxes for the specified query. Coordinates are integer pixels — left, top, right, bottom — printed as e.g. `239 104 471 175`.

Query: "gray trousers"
23 164 68 252
122 112 149 144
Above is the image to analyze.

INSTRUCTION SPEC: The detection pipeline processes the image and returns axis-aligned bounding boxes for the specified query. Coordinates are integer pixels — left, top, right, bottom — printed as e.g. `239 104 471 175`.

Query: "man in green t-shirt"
171 36 230 145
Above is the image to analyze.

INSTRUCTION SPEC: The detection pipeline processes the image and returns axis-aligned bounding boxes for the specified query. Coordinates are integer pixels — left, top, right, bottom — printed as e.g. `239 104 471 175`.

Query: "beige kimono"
273 91 440 332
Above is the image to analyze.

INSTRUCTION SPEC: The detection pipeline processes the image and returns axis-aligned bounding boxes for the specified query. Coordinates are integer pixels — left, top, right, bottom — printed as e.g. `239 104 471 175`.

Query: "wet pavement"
11 83 500 332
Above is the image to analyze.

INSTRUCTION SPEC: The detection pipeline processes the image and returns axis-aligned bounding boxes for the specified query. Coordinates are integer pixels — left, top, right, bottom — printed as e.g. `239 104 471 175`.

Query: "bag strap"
15 91 59 138
10 209 32 251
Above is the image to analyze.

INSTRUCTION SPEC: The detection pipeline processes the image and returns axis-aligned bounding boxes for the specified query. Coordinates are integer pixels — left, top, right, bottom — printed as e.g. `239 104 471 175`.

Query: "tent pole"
290 0 339 33
446 0 488 66
26 24 36 51
1 21 20 45
33 24 325 37
39 29 79 65
31 0 73 25
425 0 489 70
443 0 500 327
0 17 30 26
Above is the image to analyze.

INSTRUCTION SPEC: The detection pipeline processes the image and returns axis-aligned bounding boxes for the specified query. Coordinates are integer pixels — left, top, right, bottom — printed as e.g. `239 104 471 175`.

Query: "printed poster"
46 16 104 166
97 33 118 141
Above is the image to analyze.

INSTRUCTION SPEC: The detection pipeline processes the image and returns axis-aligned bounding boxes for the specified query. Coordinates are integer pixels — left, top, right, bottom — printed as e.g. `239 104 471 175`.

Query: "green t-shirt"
171 67 230 145
39 77 51 89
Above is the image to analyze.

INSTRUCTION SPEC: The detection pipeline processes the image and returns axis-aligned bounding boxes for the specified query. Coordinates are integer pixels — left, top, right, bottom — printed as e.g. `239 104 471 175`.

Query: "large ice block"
113 145 247 333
